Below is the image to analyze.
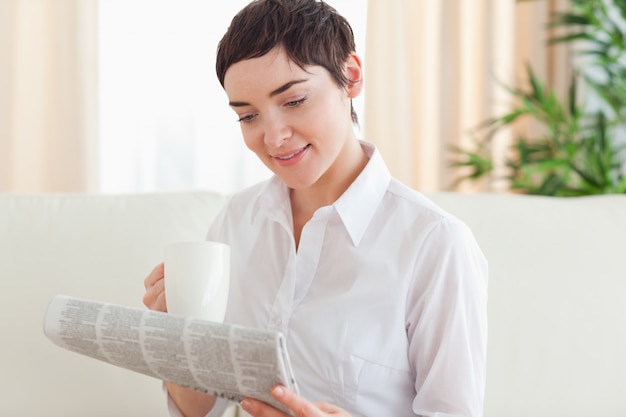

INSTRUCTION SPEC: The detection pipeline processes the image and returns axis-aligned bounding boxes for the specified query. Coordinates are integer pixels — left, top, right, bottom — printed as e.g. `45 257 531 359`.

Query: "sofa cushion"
429 193 626 417
0 191 228 417
2 190 625 417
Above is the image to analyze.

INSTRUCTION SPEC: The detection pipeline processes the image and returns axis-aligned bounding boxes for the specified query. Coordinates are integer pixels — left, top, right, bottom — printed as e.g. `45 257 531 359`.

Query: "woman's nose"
263 114 291 148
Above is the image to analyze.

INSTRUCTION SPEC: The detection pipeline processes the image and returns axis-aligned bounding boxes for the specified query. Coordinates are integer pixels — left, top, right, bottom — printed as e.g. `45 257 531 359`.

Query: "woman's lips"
273 144 310 166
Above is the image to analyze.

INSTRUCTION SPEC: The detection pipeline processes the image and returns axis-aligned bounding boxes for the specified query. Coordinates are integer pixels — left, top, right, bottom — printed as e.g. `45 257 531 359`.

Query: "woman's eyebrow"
229 100 250 107
269 79 308 97
229 78 308 107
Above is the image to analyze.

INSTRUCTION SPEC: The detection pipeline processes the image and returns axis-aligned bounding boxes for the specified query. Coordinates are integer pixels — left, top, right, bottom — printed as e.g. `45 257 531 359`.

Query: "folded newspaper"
44 294 299 414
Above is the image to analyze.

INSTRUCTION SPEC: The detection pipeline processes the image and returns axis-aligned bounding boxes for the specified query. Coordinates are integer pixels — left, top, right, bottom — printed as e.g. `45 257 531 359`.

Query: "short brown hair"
216 0 358 122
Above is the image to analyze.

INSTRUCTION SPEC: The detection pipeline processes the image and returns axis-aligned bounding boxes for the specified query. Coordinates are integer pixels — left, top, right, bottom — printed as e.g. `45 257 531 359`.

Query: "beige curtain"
364 0 572 192
0 1 572 194
0 0 98 193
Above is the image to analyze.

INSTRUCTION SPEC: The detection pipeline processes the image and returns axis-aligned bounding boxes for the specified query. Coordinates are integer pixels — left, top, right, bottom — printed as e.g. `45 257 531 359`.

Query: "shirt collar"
251 175 292 227
252 141 391 246
333 141 391 246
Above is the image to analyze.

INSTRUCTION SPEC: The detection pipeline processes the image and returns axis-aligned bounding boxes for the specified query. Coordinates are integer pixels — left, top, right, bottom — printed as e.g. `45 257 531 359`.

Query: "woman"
144 1 488 416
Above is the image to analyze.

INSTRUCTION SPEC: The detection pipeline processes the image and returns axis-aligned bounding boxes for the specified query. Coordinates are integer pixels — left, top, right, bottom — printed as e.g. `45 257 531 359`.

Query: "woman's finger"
143 263 167 311
144 262 165 288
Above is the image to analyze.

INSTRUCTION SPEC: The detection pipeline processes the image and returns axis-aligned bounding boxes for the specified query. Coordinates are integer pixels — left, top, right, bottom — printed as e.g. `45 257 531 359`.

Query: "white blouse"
170 142 488 417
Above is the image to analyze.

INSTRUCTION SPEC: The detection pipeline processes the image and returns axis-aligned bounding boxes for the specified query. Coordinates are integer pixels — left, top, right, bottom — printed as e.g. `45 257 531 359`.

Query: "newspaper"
43 294 299 415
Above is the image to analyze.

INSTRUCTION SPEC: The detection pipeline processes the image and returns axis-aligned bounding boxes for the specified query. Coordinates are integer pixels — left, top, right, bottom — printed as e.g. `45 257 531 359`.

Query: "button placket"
267 245 296 333
293 208 330 306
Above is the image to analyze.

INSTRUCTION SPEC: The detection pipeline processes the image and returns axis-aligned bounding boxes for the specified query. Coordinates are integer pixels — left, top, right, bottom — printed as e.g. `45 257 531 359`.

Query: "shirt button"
271 316 282 327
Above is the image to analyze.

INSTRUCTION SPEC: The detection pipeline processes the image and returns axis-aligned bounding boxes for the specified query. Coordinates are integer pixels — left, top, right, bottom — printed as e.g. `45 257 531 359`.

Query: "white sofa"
1 191 625 417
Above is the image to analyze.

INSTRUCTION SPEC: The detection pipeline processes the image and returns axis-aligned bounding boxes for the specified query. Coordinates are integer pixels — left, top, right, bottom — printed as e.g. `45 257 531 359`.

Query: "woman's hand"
144 264 219 416
143 262 167 312
241 386 351 417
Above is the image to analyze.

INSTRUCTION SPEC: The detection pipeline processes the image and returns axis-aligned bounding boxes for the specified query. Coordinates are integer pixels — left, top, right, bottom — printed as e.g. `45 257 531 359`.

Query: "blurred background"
0 0 578 195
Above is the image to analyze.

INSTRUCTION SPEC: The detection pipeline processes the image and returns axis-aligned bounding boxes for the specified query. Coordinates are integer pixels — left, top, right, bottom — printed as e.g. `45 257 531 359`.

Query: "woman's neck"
289 138 368 247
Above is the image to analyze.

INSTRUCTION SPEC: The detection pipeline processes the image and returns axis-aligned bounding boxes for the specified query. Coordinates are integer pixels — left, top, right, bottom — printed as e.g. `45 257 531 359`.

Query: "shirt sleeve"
205 196 231 242
406 218 488 417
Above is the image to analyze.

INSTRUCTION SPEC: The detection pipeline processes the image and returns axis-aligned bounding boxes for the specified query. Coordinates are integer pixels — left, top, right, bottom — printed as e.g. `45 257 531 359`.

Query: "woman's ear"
344 52 363 98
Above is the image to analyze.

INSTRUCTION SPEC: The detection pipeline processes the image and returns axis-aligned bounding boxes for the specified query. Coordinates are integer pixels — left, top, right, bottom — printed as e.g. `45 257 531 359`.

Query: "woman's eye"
237 114 256 123
286 97 307 108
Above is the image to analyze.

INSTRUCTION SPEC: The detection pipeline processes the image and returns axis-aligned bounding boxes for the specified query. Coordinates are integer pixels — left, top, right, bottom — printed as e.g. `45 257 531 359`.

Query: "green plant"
452 0 626 195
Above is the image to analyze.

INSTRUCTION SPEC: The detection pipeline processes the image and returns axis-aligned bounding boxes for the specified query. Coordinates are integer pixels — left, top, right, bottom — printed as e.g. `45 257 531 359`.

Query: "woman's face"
223 47 363 192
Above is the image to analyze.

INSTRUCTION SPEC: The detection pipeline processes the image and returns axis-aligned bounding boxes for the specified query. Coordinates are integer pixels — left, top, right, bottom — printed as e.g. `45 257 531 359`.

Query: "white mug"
163 241 231 322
